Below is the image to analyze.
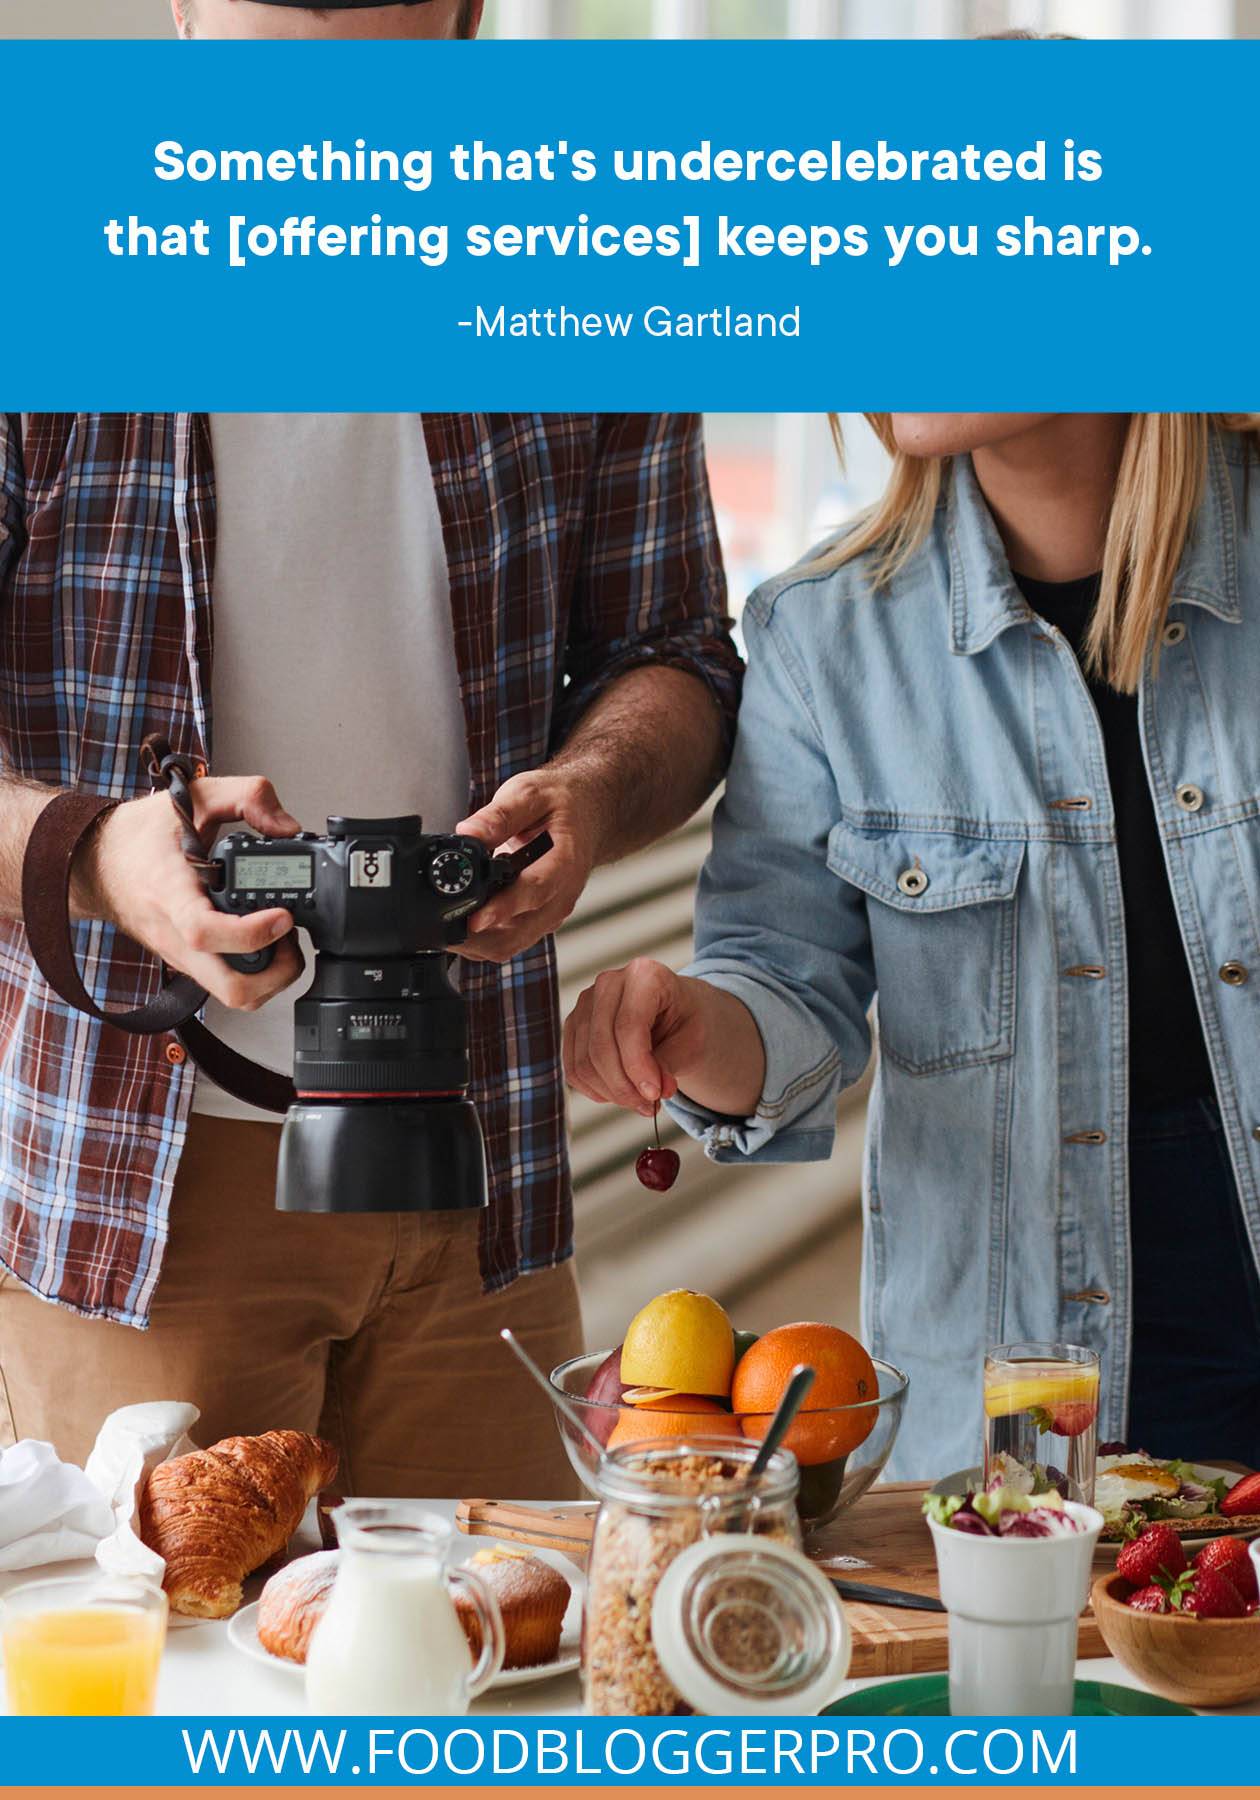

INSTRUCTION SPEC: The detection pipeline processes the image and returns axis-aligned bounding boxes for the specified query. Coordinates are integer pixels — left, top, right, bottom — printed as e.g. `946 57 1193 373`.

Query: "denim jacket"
673 432 1260 1479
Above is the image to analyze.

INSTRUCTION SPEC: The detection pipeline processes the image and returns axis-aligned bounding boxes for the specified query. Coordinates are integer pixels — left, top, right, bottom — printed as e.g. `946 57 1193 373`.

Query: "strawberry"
1193 1536 1259 1604
1116 1523 1188 1587
1127 1584 1169 1614
1219 1471 1260 1519
1028 1399 1099 1438
1170 1569 1247 1619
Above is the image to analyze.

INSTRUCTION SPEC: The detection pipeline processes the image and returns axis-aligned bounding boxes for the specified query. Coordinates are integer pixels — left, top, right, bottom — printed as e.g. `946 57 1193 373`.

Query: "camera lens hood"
277 1096 488 1214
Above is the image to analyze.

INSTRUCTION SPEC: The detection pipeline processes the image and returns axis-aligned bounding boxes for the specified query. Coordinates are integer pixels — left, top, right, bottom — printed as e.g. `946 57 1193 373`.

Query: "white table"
2 1500 1255 1716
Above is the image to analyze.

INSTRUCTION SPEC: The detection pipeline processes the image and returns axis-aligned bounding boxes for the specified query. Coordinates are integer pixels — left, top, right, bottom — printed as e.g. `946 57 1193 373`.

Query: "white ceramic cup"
927 1501 1104 1717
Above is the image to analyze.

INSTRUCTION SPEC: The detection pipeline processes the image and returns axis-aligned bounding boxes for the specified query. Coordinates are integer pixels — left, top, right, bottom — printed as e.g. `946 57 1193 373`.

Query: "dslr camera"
209 815 547 1216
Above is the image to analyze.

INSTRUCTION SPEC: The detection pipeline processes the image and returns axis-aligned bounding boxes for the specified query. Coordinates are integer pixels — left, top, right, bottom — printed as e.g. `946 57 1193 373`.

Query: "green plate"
822 1675 1194 1717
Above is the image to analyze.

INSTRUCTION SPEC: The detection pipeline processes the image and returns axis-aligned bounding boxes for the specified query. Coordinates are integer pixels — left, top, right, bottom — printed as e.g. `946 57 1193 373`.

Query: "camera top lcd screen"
234 854 314 892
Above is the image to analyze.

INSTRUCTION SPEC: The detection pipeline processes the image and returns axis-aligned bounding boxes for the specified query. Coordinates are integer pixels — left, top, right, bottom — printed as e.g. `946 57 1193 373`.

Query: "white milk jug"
305 1501 505 1716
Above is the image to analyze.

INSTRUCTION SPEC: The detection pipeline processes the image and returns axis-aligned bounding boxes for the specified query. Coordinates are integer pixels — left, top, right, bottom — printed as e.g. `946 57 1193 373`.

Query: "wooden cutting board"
459 1486 1114 1680
809 1481 1107 1677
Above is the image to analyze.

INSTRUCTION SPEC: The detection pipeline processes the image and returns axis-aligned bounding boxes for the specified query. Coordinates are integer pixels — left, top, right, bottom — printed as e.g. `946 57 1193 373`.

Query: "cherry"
635 1105 680 1192
636 1146 681 1191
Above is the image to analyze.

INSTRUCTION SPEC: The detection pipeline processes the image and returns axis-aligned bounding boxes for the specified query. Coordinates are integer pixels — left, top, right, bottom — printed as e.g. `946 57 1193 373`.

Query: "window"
558 411 885 1343
484 0 1241 39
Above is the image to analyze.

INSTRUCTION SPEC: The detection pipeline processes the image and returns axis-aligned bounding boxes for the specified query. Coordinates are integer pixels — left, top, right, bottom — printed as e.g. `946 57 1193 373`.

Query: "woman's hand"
563 959 765 1120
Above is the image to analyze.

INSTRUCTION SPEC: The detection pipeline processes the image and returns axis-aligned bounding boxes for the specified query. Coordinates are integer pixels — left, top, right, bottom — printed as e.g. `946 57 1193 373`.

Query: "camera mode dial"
429 848 476 898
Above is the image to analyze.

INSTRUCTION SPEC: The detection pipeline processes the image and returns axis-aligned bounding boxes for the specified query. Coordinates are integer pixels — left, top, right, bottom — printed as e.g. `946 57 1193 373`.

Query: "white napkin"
86 1401 201 1581
0 1440 115 1571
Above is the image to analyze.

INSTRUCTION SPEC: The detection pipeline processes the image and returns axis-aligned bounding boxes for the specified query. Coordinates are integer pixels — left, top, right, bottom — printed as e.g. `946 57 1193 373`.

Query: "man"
0 19 739 1500
173 1 483 39
0 410 737 1493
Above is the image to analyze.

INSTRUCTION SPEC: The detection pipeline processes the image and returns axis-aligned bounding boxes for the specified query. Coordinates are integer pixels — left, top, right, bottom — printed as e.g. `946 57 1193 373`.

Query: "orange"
606 1393 742 1450
732 1322 879 1467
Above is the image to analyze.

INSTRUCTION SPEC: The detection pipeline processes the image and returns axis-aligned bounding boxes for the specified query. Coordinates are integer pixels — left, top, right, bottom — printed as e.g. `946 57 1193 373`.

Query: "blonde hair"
823 415 1260 693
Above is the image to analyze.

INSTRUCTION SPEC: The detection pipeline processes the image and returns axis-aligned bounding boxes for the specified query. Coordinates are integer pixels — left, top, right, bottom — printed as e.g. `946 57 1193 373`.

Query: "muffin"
454 1547 571 1670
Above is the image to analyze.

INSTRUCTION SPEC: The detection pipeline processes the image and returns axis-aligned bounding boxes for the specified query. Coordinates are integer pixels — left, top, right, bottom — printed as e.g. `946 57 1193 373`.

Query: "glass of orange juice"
1 1574 167 1715
983 1342 1100 1506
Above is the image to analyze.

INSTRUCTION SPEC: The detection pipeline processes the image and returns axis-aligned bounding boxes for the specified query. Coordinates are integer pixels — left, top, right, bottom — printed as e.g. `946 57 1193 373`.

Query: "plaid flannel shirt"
0 413 738 1327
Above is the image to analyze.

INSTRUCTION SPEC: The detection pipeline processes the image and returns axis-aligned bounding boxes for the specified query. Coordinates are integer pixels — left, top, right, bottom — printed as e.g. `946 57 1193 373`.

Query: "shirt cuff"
556 623 743 761
664 964 843 1164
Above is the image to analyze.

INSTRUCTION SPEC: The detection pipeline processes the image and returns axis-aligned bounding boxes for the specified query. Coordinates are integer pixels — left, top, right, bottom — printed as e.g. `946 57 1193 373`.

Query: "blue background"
0 38 1256 409
0 1713 1257 1786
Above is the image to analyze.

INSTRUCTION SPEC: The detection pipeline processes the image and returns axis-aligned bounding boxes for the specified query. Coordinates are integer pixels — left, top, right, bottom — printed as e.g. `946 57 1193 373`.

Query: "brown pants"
0 1115 584 1499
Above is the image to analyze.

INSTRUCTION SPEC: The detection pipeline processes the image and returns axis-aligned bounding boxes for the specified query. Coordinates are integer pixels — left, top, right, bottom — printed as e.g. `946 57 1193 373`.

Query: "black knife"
827 1577 946 1613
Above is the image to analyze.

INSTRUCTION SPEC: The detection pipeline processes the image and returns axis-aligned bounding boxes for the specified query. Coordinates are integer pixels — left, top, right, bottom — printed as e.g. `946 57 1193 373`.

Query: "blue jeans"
1128 1097 1260 1467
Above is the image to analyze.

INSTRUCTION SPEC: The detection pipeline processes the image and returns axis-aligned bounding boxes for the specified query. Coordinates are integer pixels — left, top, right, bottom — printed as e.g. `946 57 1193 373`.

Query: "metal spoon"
500 1327 608 1463
749 1362 816 1480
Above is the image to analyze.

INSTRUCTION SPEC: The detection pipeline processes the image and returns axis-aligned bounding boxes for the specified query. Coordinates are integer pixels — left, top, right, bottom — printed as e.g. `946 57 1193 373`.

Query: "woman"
563 413 1260 1478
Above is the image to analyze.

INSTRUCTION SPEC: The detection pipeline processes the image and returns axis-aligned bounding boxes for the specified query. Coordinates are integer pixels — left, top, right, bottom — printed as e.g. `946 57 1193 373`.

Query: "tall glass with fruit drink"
983 1342 1100 1506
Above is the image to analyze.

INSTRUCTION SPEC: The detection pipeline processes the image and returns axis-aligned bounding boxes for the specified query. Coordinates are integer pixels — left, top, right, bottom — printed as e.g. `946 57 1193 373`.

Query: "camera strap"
21 737 295 1115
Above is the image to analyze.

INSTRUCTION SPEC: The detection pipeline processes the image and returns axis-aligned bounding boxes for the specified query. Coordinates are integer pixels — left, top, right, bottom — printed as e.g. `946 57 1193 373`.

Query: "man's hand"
455 769 602 964
72 776 306 1011
454 664 726 965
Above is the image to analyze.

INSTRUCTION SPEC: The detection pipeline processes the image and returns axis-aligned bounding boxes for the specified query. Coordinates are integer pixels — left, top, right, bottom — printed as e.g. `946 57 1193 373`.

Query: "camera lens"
293 955 469 1099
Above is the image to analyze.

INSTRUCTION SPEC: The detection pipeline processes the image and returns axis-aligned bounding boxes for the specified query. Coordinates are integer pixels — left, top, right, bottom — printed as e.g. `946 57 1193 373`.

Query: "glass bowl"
549 1350 909 1536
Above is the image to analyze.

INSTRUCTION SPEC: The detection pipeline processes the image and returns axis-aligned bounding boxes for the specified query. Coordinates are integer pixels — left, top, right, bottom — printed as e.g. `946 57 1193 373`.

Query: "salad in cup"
924 1486 1105 1716
925 1485 1091 1538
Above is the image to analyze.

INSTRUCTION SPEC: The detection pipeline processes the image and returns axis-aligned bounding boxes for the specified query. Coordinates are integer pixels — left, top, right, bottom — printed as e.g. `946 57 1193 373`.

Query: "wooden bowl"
1091 1571 1260 1708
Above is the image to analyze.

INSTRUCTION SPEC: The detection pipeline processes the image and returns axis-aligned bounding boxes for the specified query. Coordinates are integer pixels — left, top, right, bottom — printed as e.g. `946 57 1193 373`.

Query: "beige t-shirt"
193 414 470 1123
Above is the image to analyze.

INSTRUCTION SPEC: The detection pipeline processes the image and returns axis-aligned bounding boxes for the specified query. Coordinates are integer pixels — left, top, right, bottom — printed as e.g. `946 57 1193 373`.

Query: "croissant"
140 1429 339 1619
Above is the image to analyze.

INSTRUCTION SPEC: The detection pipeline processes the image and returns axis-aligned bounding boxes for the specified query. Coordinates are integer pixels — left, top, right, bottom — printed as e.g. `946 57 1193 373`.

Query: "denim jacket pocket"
826 818 1025 1076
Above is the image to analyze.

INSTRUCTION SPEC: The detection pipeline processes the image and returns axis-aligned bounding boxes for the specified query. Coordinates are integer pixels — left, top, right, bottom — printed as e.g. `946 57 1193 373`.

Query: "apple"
585 1344 628 1406
584 1345 630 1444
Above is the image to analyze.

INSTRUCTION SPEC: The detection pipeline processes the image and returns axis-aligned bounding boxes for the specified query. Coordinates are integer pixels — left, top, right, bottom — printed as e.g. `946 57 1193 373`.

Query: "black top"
1014 570 1215 1110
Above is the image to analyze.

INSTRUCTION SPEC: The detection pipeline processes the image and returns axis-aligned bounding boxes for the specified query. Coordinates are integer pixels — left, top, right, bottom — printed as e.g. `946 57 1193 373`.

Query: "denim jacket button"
1162 620 1187 646
1175 782 1205 812
897 867 929 897
1220 961 1250 987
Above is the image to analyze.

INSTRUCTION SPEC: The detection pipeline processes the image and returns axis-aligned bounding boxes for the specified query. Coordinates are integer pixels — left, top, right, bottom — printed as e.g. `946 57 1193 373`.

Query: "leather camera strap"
20 737 295 1115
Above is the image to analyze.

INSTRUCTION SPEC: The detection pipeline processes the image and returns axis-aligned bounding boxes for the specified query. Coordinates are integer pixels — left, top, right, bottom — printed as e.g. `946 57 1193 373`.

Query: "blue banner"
0 38 1256 409
0 1713 1257 1787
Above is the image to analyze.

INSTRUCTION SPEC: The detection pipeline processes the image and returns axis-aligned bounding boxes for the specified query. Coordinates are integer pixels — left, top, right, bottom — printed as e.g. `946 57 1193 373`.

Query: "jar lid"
596 1439 798 1512
650 1534 851 1716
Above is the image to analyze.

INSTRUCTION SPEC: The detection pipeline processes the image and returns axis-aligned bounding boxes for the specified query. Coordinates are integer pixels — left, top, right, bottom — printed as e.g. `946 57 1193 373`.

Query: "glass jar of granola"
583 1437 847 1716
